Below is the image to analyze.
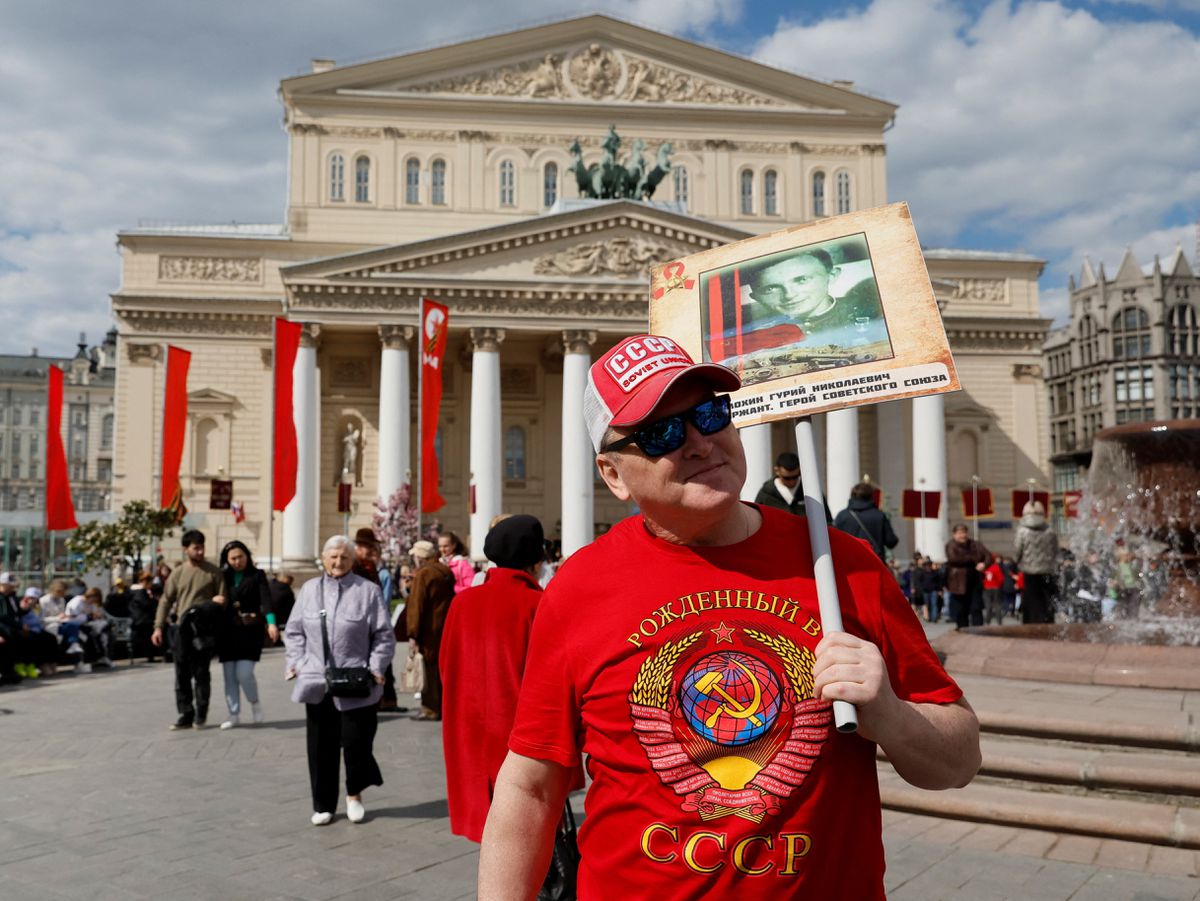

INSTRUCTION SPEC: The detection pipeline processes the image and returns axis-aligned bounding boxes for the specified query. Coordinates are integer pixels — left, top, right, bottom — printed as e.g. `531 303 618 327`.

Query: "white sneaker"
251 702 264 724
346 798 365 823
67 642 84 655
311 812 333 826
73 662 92 675
220 718 238 730
97 657 113 667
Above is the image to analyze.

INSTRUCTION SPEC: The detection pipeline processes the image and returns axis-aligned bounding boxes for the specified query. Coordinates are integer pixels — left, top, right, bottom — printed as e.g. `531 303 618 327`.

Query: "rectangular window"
1115 369 1127 403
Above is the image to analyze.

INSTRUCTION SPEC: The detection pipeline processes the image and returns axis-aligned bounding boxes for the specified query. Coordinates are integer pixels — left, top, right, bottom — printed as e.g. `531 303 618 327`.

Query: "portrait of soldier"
700 235 894 383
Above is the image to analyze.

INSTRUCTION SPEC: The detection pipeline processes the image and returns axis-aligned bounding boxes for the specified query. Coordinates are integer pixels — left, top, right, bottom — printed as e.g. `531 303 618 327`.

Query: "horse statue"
637 142 673 200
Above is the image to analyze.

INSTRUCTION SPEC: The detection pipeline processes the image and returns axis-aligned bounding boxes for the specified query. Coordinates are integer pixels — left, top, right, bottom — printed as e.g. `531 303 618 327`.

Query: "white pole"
794 416 857 734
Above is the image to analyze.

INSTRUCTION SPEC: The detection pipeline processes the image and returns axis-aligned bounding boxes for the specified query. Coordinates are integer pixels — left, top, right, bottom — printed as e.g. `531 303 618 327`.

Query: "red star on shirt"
710 621 735 643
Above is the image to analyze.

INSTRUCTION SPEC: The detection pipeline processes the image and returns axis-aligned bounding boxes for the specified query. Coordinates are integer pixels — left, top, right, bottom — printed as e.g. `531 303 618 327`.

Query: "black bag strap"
847 509 883 556
319 608 335 670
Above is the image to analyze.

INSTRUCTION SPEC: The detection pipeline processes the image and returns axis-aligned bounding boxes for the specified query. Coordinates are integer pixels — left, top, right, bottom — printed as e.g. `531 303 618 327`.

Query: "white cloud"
754 0 1200 323
0 1 744 357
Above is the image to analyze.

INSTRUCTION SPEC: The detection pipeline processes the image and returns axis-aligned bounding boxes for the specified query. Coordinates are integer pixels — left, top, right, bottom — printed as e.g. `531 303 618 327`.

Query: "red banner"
337 482 352 513
420 299 449 513
45 366 78 531
901 489 941 519
1011 489 1051 518
272 319 302 512
961 486 994 518
1063 490 1083 519
160 346 191 509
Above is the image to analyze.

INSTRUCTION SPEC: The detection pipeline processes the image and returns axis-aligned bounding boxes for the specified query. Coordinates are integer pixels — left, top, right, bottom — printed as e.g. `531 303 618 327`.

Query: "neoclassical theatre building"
111 16 1050 567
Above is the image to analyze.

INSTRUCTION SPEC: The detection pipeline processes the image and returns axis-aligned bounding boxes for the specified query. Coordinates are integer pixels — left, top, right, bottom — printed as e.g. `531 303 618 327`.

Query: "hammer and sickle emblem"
651 261 696 300
695 658 764 729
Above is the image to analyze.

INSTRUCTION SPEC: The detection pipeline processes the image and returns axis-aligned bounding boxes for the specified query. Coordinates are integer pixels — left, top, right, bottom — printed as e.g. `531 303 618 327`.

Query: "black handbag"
319 608 373 698
537 800 580 901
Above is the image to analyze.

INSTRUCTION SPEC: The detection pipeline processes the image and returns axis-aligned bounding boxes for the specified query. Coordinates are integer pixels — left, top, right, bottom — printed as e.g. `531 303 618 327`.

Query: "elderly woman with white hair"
285 535 396 826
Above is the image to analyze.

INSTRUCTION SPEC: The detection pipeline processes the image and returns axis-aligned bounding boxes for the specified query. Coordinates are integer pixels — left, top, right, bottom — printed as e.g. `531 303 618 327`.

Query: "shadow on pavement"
368 799 449 819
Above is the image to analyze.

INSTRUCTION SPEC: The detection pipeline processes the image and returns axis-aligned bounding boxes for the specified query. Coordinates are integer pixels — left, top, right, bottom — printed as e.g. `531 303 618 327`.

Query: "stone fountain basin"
933 625 1200 690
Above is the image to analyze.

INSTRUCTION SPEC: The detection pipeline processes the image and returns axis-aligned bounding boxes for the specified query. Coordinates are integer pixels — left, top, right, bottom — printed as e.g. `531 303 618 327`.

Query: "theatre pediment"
282 201 746 287
282 16 894 120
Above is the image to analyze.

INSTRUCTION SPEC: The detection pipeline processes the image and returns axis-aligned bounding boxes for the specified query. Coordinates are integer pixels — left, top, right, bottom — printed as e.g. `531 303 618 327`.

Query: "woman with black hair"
214 540 274 729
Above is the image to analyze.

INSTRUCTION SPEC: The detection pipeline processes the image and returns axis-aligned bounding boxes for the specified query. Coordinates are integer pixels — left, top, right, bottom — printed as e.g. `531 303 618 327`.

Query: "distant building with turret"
0 331 117 571
1044 246 1200 515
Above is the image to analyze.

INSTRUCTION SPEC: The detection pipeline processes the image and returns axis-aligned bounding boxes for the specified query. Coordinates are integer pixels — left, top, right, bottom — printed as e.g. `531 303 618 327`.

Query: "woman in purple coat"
285 535 396 826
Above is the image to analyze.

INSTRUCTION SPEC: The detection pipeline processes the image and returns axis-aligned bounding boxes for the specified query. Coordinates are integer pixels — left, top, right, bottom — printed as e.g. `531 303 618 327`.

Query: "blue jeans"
222 659 259 716
924 590 941 623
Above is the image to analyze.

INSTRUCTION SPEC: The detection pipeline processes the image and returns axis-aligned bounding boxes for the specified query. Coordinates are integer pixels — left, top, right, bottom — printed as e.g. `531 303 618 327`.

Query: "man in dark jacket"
834 483 899 561
753 452 833 522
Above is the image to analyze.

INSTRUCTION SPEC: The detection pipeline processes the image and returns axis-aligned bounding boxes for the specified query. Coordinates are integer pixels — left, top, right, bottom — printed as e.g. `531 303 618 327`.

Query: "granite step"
877 769 1200 849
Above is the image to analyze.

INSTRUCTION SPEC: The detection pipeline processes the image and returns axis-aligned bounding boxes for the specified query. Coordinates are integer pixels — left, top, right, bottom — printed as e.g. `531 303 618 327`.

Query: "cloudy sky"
2 0 1198 357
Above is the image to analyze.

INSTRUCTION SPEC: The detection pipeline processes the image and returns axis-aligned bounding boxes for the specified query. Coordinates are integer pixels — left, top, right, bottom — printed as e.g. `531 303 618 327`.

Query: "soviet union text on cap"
583 334 740 453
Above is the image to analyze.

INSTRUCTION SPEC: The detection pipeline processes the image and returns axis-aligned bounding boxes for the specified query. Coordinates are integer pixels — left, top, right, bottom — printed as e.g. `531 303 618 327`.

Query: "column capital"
299 323 321 349
469 327 506 352
561 329 597 356
378 324 415 349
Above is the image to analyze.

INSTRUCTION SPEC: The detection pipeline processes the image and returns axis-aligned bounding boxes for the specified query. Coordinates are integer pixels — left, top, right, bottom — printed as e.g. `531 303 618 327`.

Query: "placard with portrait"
648 202 959 427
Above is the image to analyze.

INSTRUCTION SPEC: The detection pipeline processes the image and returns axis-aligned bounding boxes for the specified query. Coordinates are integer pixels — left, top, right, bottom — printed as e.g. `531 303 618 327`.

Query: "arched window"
354 156 370 202
836 170 852 214
672 166 689 210
499 160 515 207
1168 304 1199 356
431 159 446 206
812 171 826 217
504 426 526 481
543 162 558 208
101 414 113 450
329 154 345 202
1111 306 1151 360
1078 315 1099 367
739 169 754 215
405 158 420 205
763 169 778 216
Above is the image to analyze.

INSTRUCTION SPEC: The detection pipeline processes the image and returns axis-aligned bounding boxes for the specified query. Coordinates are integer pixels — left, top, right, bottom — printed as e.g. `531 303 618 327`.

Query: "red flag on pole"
961 486 994 518
420 299 449 513
272 318 303 511
160 346 191 510
45 365 78 531
1063 490 1082 519
901 490 941 519
1010 489 1051 518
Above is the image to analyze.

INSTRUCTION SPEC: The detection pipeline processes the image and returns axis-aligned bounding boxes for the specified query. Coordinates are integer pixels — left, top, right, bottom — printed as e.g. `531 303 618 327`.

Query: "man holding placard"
479 335 980 900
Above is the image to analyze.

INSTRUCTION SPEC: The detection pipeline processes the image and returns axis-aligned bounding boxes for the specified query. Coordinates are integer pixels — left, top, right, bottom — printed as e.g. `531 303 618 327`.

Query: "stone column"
377 325 414 503
739 424 773 502
912 393 948 562
283 325 320 565
468 327 505 560
561 330 596 559
875 401 909 559
825 408 859 515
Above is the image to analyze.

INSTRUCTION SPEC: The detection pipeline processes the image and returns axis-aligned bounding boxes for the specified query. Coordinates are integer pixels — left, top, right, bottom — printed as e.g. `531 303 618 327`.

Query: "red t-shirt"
510 505 961 899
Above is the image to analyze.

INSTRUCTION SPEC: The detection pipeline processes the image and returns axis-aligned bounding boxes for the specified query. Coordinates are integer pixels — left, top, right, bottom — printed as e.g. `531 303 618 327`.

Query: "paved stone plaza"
2 647 1198 900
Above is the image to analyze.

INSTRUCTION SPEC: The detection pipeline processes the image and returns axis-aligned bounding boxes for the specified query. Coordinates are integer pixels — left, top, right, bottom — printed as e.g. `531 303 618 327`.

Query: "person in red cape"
440 514 556 842
479 334 981 901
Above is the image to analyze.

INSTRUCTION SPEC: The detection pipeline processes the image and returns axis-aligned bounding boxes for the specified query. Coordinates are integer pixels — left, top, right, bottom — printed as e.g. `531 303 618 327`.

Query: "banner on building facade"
45 365 78 531
648 202 959 428
209 479 233 510
1063 490 1082 519
419 298 449 513
272 318 302 512
160 345 191 510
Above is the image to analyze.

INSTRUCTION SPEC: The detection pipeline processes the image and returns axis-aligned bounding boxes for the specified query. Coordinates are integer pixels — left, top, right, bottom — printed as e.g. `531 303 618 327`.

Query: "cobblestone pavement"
1 649 1197 900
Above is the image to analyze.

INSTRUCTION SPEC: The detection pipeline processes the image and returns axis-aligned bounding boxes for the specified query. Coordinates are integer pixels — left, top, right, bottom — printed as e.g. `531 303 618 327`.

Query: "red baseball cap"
583 334 740 452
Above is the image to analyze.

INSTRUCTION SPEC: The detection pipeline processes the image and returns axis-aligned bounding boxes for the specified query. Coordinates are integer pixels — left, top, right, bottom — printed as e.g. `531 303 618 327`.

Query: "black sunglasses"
601 395 733 457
